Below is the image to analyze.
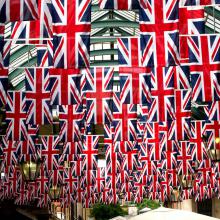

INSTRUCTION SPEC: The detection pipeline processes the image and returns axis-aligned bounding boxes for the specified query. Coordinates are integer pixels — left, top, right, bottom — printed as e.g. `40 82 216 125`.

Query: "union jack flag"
113 93 138 141
147 174 161 193
159 170 173 198
99 0 140 9
159 140 178 170
168 89 191 141
71 155 84 177
148 66 175 122
138 142 158 175
118 37 151 104
105 175 119 204
16 141 36 160
188 35 220 102
118 37 142 67
139 0 179 67
190 120 209 161
81 135 99 171
0 0 39 22
6 91 27 141
25 68 52 125
106 142 123 174
174 66 191 90
41 135 62 170
15 125 39 158
177 141 194 175
62 141 83 162
96 167 105 193
9 0 53 44
0 69 8 107
179 5 205 64
137 104 148 124
52 0 91 68
145 122 168 161
5 166 19 196
119 67 151 104
49 68 82 105
83 67 114 124
1 136 18 166
122 181 134 202
59 105 84 142
84 170 97 187
36 167 49 195
122 148 140 171
197 163 215 188
48 169 64 186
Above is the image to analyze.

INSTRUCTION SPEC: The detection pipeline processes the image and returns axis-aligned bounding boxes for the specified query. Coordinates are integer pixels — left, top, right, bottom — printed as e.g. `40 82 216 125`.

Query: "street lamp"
49 184 62 201
19 159 41 182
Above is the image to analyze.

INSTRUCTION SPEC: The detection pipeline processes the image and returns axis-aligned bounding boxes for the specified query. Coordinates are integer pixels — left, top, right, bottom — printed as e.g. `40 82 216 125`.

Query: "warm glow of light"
216 137 220 144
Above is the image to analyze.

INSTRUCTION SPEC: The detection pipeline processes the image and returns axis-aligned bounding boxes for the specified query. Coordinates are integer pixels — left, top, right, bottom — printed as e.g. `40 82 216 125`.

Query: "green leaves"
90 203 127 220
136 199 160 211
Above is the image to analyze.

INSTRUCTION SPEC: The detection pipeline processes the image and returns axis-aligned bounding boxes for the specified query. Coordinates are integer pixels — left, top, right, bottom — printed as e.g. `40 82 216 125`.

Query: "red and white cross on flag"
62 141 83 162
6 91 27 141
1 136 18 166
145 122 168 161
139 0 180 67
113 93 138 141
119 66 151 105
160 171 172 197
0 0 39 22
64 168 77 194
52 0 91 68
41 135 62 171
83 67 114 124
190 120 209 161
25 68 52 125
179 6 205 64
82 135 99 171
168 89 192 141
49 68 82 105
177 141 193 175
188 35 220 102
36 167 49 196
148 66 175 122
122 148 139 171
9 0 53 45
96 167 105 193
106 142 123 175
59 104 84 142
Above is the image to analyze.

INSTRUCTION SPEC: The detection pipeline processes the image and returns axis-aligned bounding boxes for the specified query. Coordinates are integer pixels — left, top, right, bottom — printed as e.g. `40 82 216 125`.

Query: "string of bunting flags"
0 0 220 208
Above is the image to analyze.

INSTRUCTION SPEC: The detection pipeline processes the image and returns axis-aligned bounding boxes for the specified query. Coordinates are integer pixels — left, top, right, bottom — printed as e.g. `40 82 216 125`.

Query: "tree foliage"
90 203 127 220
136 199 160 211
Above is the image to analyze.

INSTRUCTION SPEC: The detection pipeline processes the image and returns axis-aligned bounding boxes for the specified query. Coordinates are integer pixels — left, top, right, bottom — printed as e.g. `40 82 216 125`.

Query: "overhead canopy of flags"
0 0 220 208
